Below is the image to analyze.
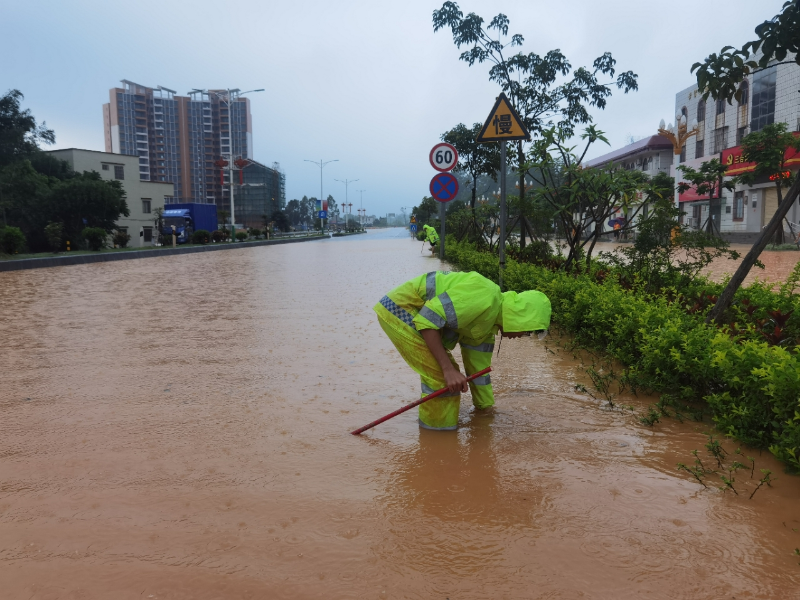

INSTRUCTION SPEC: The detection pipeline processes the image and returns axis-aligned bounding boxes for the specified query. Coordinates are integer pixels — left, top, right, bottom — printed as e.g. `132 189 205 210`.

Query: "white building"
674 58 800 241
47 149 174 247
583 135 674 233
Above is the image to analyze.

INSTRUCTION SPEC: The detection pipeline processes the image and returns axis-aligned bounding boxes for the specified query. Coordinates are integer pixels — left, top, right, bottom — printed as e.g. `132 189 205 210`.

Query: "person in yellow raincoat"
422 224 439 254
374 270 551 430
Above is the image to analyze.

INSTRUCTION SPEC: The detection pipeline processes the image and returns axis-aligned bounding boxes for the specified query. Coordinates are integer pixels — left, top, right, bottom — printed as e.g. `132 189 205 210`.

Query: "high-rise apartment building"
103 80 263 214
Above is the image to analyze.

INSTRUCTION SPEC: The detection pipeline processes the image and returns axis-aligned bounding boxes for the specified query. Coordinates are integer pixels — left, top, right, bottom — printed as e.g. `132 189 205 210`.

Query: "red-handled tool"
350 367 492 435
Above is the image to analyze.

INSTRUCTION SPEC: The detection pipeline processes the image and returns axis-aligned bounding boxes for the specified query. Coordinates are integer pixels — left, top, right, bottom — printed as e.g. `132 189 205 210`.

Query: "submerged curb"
0 235 327 272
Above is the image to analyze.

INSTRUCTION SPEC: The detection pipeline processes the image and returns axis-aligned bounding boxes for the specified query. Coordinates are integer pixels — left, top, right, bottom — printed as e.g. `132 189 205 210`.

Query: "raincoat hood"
500 290 551 332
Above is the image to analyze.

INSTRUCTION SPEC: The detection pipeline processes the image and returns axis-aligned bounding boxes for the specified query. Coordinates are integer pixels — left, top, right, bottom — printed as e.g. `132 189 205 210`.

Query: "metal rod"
350 367 492 435
499 141 507 291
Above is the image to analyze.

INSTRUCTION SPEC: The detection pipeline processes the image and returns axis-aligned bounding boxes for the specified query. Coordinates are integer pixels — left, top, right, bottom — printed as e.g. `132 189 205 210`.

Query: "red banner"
722 132 800 175
679 181 718 203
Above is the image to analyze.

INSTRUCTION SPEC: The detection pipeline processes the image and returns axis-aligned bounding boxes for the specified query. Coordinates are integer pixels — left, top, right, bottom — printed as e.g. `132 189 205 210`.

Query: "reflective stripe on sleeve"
426 272 437 300
418 306 446 328
460 342 495 353
439 292 458 329
379 295 416 329
471 375 491 386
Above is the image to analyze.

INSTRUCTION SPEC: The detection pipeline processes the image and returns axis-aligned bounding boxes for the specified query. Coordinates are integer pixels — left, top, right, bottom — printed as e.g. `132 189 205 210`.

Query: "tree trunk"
518 141 526 249
706 177 800 324
471 177 477 212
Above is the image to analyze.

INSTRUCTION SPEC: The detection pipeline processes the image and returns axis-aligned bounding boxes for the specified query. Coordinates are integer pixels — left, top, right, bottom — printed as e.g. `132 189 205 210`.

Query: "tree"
327 195 340 222
46 172 129 244
218 209 230 232
285 199 300 227
271 209 290 232
412 196 439 230
676 158 735 236
527 125 652 270
692 1 800 103
706 123 800 323
0 90 55 168
44 221 64 252
153 206 165 244
441 122 499 211
433 2 637 247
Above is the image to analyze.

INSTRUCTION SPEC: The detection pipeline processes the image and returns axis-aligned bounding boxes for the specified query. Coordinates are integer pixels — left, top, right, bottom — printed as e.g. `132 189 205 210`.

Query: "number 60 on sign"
429 142 458 172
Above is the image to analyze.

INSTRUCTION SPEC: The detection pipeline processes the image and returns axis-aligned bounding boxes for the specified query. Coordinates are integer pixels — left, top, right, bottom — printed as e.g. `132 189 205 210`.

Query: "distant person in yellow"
422 224 439 254
374 270 551 430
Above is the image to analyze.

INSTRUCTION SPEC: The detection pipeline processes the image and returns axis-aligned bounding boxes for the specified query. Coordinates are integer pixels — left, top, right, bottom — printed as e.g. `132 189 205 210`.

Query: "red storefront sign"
721 132 800 175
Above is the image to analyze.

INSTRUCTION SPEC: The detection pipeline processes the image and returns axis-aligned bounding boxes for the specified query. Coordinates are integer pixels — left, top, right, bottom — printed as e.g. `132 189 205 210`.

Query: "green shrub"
211 230 226 243
235 231 248 242
192 229 211 244
44 222 64 252
445 236 800 470
0 226 26 254
112 230 131 248
81 227 108 251
249 228 262 239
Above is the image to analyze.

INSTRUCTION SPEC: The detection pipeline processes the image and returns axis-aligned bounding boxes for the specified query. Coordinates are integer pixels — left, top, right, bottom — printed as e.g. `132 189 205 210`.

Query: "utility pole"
305 158 339 232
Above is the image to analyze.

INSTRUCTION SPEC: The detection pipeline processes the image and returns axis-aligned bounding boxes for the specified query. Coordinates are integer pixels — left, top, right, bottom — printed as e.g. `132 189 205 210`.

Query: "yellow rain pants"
375 301 461 430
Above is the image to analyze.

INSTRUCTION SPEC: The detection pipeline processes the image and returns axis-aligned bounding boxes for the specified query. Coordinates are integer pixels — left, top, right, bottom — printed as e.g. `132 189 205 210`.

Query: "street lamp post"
305 158 339 232
192 87 264 240
658 114 699 214
335 178 359 230
356 189 366 228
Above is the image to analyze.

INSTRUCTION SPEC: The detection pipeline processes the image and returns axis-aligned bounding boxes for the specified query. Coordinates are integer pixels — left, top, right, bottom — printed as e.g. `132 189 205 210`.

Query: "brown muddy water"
1 228 799 599
591 240 799 286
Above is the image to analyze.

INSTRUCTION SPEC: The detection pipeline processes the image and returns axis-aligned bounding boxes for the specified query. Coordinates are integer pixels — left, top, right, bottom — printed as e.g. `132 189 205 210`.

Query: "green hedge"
445 238 800 471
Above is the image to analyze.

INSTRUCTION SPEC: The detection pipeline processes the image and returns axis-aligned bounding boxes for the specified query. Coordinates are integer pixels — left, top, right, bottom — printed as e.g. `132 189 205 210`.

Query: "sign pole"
499 140 506 291
439 199 445 259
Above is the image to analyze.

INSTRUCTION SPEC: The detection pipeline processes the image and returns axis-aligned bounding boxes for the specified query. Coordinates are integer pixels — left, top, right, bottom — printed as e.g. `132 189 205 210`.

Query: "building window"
142 199 151 214
697 99 706 122
143 227 153 242
737 127 747 145
114 165 125 180
102 164 109 171
712 127 728 154
733 191 744 220
738 80 749 106
751 68 776 132
695 139 704 159
716 97 726 116
680 145 686 163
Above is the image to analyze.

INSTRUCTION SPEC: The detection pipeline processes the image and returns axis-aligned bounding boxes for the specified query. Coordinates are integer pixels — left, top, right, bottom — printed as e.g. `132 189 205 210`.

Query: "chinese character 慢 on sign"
493 114 512 135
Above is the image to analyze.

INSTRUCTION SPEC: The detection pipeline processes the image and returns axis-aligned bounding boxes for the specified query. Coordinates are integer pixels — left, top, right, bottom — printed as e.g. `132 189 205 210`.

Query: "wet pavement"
1 228 799 599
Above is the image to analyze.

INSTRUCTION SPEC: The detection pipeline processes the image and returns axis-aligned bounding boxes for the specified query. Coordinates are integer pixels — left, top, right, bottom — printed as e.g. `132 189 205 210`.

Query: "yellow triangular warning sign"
476 92 531 143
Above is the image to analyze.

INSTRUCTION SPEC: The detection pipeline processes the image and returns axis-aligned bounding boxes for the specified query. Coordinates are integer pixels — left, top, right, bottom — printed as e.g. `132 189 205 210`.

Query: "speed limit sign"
429 142 458 172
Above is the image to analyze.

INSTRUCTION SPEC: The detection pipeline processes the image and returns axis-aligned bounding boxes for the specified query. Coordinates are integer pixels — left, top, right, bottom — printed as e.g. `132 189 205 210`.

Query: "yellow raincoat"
423 225 439 246
374 271 551 430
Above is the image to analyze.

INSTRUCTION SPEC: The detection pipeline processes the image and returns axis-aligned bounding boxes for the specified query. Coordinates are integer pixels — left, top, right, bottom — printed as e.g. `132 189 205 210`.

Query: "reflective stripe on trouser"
460 341 495 409
374 303 461 430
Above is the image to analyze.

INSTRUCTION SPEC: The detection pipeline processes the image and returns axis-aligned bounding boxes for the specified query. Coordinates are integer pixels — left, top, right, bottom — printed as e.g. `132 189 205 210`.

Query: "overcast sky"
2 0 784 216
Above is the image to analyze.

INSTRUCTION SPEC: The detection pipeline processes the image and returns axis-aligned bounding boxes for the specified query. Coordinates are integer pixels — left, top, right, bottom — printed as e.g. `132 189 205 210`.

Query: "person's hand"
443 367 468 394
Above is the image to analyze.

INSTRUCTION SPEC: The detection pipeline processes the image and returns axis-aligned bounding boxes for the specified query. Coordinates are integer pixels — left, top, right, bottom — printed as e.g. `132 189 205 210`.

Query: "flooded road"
1 228 799 599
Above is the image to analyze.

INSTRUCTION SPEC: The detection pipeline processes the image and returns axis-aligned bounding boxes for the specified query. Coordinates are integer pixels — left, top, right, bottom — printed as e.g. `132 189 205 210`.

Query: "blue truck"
161 203 218 244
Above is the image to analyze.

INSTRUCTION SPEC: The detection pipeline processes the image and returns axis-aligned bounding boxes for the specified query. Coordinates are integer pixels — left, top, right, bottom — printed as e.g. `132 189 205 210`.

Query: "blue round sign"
429 172 459 202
